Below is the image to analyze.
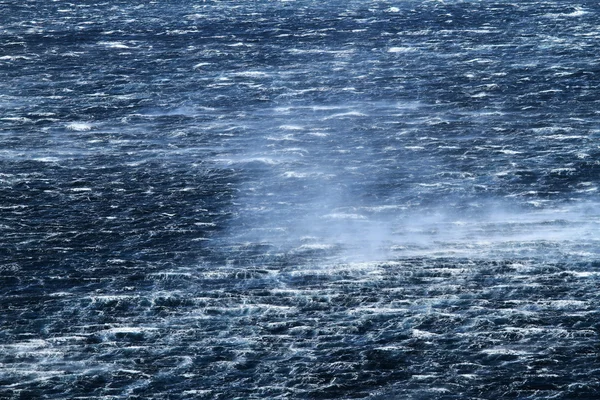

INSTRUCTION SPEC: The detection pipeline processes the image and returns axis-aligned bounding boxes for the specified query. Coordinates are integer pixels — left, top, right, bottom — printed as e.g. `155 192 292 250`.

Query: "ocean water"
1 1 600 398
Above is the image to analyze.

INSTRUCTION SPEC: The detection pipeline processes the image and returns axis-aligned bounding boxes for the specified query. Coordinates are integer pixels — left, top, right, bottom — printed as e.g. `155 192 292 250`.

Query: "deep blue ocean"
1 1 600 398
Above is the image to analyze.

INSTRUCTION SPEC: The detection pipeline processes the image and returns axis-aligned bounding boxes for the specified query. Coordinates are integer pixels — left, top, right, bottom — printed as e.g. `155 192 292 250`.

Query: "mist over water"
2 1 600 399
220 99 600 264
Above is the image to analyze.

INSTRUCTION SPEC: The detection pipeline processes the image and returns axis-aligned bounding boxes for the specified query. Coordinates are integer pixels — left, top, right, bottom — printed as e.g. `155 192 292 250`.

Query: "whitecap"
233 71 268 78
66 122 93 131
0 55 31 61
183 390 213 396
2 339 48 350
481 348 529 355
192 62 210 69
282 171 309 178
47 336 86 343
497 149 521 155
569 271 600 278
531 126 573 133
228 42 251 47
412 329 438 338
184 14 206 20
105 327 158 334
310 105 347 111
542 300 587 309
296 243 336 251
544 7 588 18
388 47 417 53
279 124 304 131
92 295 137 302
265 134 299 141
550 167 575 174
194 222 217 227
2 117 32 122
98 41 130 49
465 58 495 64
238 157 280 165
324 213 367 220
412 374 438 380
547 135 585 140
322 111 367 120
32 157 60 163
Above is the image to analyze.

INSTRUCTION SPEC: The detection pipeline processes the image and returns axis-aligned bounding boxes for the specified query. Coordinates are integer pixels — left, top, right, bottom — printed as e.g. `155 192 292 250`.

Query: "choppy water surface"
1 1 600 398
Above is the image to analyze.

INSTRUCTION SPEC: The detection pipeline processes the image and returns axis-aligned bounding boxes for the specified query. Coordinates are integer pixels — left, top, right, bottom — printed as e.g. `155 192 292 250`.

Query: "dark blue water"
1 1 600 398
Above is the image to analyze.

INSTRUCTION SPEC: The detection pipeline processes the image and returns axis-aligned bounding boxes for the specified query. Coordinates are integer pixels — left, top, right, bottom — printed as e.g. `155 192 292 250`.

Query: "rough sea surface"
1 1 600 399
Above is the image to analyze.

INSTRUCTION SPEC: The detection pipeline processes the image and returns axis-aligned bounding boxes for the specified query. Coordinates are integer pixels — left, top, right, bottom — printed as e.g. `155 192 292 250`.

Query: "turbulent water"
2 1 600 398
